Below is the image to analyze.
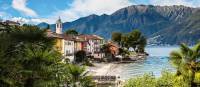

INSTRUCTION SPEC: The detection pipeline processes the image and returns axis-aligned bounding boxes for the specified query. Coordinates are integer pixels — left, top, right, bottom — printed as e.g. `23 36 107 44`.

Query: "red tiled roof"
4 20 20 25
46 30 103 41
63 35 76 41
108 42 119 48
77 35 103 40
46 30 63 39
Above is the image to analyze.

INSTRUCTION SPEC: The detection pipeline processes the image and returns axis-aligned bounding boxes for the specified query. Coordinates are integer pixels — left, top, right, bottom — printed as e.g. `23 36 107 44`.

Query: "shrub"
125 73 156 87
124 71 192 87
75 50 87 63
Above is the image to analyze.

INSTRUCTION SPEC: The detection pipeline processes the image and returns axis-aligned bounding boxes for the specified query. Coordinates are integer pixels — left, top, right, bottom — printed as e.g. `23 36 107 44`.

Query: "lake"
112 46 178 80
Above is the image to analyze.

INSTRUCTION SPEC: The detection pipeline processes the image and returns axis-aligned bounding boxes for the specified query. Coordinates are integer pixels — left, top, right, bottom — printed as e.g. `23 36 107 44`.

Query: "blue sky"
0 0 200 24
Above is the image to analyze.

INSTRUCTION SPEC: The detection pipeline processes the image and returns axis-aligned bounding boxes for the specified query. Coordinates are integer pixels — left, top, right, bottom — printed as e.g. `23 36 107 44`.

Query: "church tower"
56 17 62 34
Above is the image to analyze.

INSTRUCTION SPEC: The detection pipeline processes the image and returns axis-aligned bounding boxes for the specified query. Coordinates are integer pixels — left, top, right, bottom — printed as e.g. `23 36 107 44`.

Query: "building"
74 36 87 52
56 17 62 34
46 29 65 55
77 35 105 58
47 17 105 62
108 42 119 56
3 20 20 26
63 35 75 62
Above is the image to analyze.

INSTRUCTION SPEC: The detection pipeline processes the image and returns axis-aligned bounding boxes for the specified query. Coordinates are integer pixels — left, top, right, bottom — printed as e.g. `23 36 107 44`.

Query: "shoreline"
87 63 119 75
87 54 148 76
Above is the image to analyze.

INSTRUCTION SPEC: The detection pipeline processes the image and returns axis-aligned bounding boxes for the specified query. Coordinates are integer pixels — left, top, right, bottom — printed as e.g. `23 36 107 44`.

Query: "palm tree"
0 24 67 86
22 45 62 87
170 43 200 86
67 64 95 87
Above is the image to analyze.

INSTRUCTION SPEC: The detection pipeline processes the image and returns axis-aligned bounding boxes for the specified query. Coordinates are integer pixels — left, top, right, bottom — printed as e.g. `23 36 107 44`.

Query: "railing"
65 53 74 56
92 76 119 81
92 75 122 87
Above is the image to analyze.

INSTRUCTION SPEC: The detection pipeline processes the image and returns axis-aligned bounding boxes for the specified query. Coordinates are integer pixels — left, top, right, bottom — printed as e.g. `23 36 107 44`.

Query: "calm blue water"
118 46 178 80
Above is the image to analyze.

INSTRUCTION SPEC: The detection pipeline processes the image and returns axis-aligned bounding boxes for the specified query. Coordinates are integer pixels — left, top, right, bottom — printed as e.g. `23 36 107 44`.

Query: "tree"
22 46 65 87
121 34 130 49
65 29 78 35
67 64 95 87
0 25 68 87
75 50 87 63
136 36 147 53
128 30 142 51
170 43 200 86
111 32 122 46
101 44 114 61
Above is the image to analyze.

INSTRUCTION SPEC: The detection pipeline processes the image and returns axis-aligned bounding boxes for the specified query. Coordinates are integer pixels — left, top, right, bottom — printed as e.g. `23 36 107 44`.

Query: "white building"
64 39 75 62
77 35 105 58
54 18 76 62
51 17 105 62
56 17 62 34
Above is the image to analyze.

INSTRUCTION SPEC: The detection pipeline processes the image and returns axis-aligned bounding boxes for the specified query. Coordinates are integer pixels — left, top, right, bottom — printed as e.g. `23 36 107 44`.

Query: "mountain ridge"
38 5 200 45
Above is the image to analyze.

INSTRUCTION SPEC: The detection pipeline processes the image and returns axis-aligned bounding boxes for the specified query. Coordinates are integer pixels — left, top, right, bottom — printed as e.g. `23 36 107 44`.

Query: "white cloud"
8 0 200 24
10 17 47 24
47 0 133 23
0 12 44 24
12 0 38 17
149 0 200 7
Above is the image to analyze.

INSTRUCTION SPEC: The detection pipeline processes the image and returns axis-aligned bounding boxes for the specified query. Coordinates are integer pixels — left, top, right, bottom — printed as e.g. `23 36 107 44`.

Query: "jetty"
87 63 124 87
93 75 122 87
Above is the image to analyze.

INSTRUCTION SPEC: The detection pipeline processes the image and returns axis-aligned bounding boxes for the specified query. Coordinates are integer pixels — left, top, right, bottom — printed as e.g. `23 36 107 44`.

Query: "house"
2 20 20 26
47 17 105 62
46 29 65 55
74 36 87 52
77 35 105 58
107 42 119 56
63 35 75 62
0 20 20 30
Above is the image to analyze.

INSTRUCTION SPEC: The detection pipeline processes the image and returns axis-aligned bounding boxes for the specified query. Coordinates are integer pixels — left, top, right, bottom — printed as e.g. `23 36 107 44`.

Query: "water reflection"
118 47 178 80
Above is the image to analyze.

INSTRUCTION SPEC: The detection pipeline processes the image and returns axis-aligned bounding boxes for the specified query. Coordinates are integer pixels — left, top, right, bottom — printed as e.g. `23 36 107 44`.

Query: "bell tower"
56 17 62 34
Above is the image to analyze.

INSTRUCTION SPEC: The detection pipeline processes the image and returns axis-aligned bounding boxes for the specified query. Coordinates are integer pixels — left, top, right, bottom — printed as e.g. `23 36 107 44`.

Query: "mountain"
37 22 49 29
150 9 200 45
37 5 200 45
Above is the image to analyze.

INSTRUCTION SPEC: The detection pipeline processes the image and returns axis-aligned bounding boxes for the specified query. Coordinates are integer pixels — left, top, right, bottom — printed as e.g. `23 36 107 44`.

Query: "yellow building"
55 37 65 54
51 17 65 55
46 29 65 55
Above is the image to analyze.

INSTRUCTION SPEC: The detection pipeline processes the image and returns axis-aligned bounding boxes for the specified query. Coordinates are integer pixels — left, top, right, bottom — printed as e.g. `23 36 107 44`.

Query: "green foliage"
75 50 87 63
121 34 130 49
125 74 156 87
67 64 95 87
112 29 147 53
125 43 200 87
127 30 147 53
0 25 94 87
119 48 130 57
65 29 78 35
83 59 94 66
111 32 122 45
169 43 200 86
124 71 191 87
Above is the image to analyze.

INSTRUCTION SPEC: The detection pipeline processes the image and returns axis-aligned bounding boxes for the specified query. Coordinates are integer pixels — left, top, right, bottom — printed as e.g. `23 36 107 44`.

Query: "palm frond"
170 51 183 68
180 43 192 56
192 43 200 60
180 43 194 62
